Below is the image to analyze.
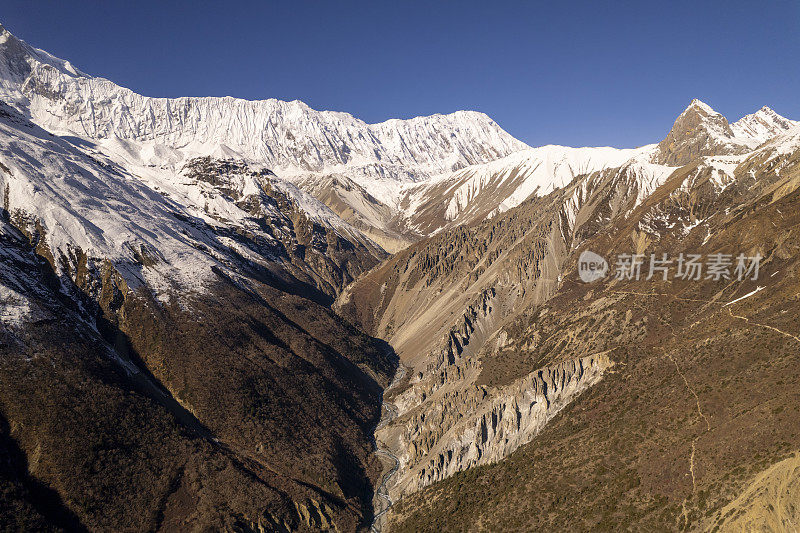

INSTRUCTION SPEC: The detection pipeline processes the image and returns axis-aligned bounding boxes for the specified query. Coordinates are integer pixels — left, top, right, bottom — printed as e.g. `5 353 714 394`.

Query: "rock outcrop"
394 354 613 495
655 99 753 166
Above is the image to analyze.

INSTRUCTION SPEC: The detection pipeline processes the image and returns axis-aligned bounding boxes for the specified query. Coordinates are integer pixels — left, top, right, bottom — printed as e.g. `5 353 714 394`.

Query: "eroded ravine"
371 364 406 533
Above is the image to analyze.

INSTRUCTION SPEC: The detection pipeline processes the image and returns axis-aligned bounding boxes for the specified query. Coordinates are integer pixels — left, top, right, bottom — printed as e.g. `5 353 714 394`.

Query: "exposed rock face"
179 155 387 296
395 354 613 494
655 99 752 166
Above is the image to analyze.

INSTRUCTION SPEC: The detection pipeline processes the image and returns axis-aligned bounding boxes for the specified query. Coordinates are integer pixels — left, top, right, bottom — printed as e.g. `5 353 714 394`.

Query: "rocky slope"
0 208 399 531
2 19 800 532
0 25 409 531
339 102 800 530
387 130 800 529
336 156 678 504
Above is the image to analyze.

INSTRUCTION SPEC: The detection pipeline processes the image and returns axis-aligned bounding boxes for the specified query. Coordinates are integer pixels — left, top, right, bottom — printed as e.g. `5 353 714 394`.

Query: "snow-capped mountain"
731 105 800 143
0 21 547 310
0 101 384 303
2 18 800 533
385 99 798 238
4 23 797 257
398 144 661 235
0 23 526 208
654 99 799 166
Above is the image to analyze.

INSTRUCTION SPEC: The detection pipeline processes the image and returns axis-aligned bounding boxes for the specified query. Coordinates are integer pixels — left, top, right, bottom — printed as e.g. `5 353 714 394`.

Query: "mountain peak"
0 22 28 53
0 21 85 89
654 99 741 165
731 105 799 143
686 98 718 116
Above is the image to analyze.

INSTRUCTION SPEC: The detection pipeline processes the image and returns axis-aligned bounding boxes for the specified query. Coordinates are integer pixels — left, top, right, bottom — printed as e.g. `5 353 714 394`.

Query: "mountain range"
1 21 799 532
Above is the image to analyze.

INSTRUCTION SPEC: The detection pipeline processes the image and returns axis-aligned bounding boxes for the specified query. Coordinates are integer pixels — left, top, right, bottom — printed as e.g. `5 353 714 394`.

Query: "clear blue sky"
3 1 798 148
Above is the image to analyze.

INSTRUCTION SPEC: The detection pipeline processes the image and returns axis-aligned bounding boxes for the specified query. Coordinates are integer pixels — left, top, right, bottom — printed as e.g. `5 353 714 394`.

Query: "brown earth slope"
382 131 800 531
0 123 398 531
0 211 397 531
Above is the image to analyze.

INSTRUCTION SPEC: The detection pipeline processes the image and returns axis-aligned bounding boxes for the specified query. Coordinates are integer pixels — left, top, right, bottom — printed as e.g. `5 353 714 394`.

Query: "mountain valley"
0 20 799 533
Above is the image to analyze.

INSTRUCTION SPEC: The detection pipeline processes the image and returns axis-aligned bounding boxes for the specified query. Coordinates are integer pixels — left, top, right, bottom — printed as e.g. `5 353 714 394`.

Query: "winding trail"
727 307 800 344
370 364 406 533
623 287 800 530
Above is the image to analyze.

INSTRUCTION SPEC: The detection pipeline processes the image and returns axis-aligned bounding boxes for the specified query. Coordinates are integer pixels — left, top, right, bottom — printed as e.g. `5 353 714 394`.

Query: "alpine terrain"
1 20 800 533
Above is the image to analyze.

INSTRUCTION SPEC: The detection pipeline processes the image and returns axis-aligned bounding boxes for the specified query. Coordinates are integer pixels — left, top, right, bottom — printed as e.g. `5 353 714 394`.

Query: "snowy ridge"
731 106 800 144
0 104 219 294
0 102 383 303
753 123 800 160
0 23 528 209
443 144 658 220
397 143 670 233
0 22 85 95
384 98 797 237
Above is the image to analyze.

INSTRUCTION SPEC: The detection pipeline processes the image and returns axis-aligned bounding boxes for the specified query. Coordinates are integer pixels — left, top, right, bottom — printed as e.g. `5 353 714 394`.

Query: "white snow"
0 284 33 326
731 107 800 144
724 286 765 306
760 125 800 157
0 113 221 295
702 154 747 189
0 24 527 208
1 22 799 319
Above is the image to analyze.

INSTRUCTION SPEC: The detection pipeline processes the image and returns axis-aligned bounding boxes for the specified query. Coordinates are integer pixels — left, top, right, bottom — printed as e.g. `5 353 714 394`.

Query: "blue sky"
3 1 798 148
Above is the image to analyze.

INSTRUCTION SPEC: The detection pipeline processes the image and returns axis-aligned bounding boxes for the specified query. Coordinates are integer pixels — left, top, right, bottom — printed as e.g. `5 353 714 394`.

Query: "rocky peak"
685 98 719 115
654 99 745 166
